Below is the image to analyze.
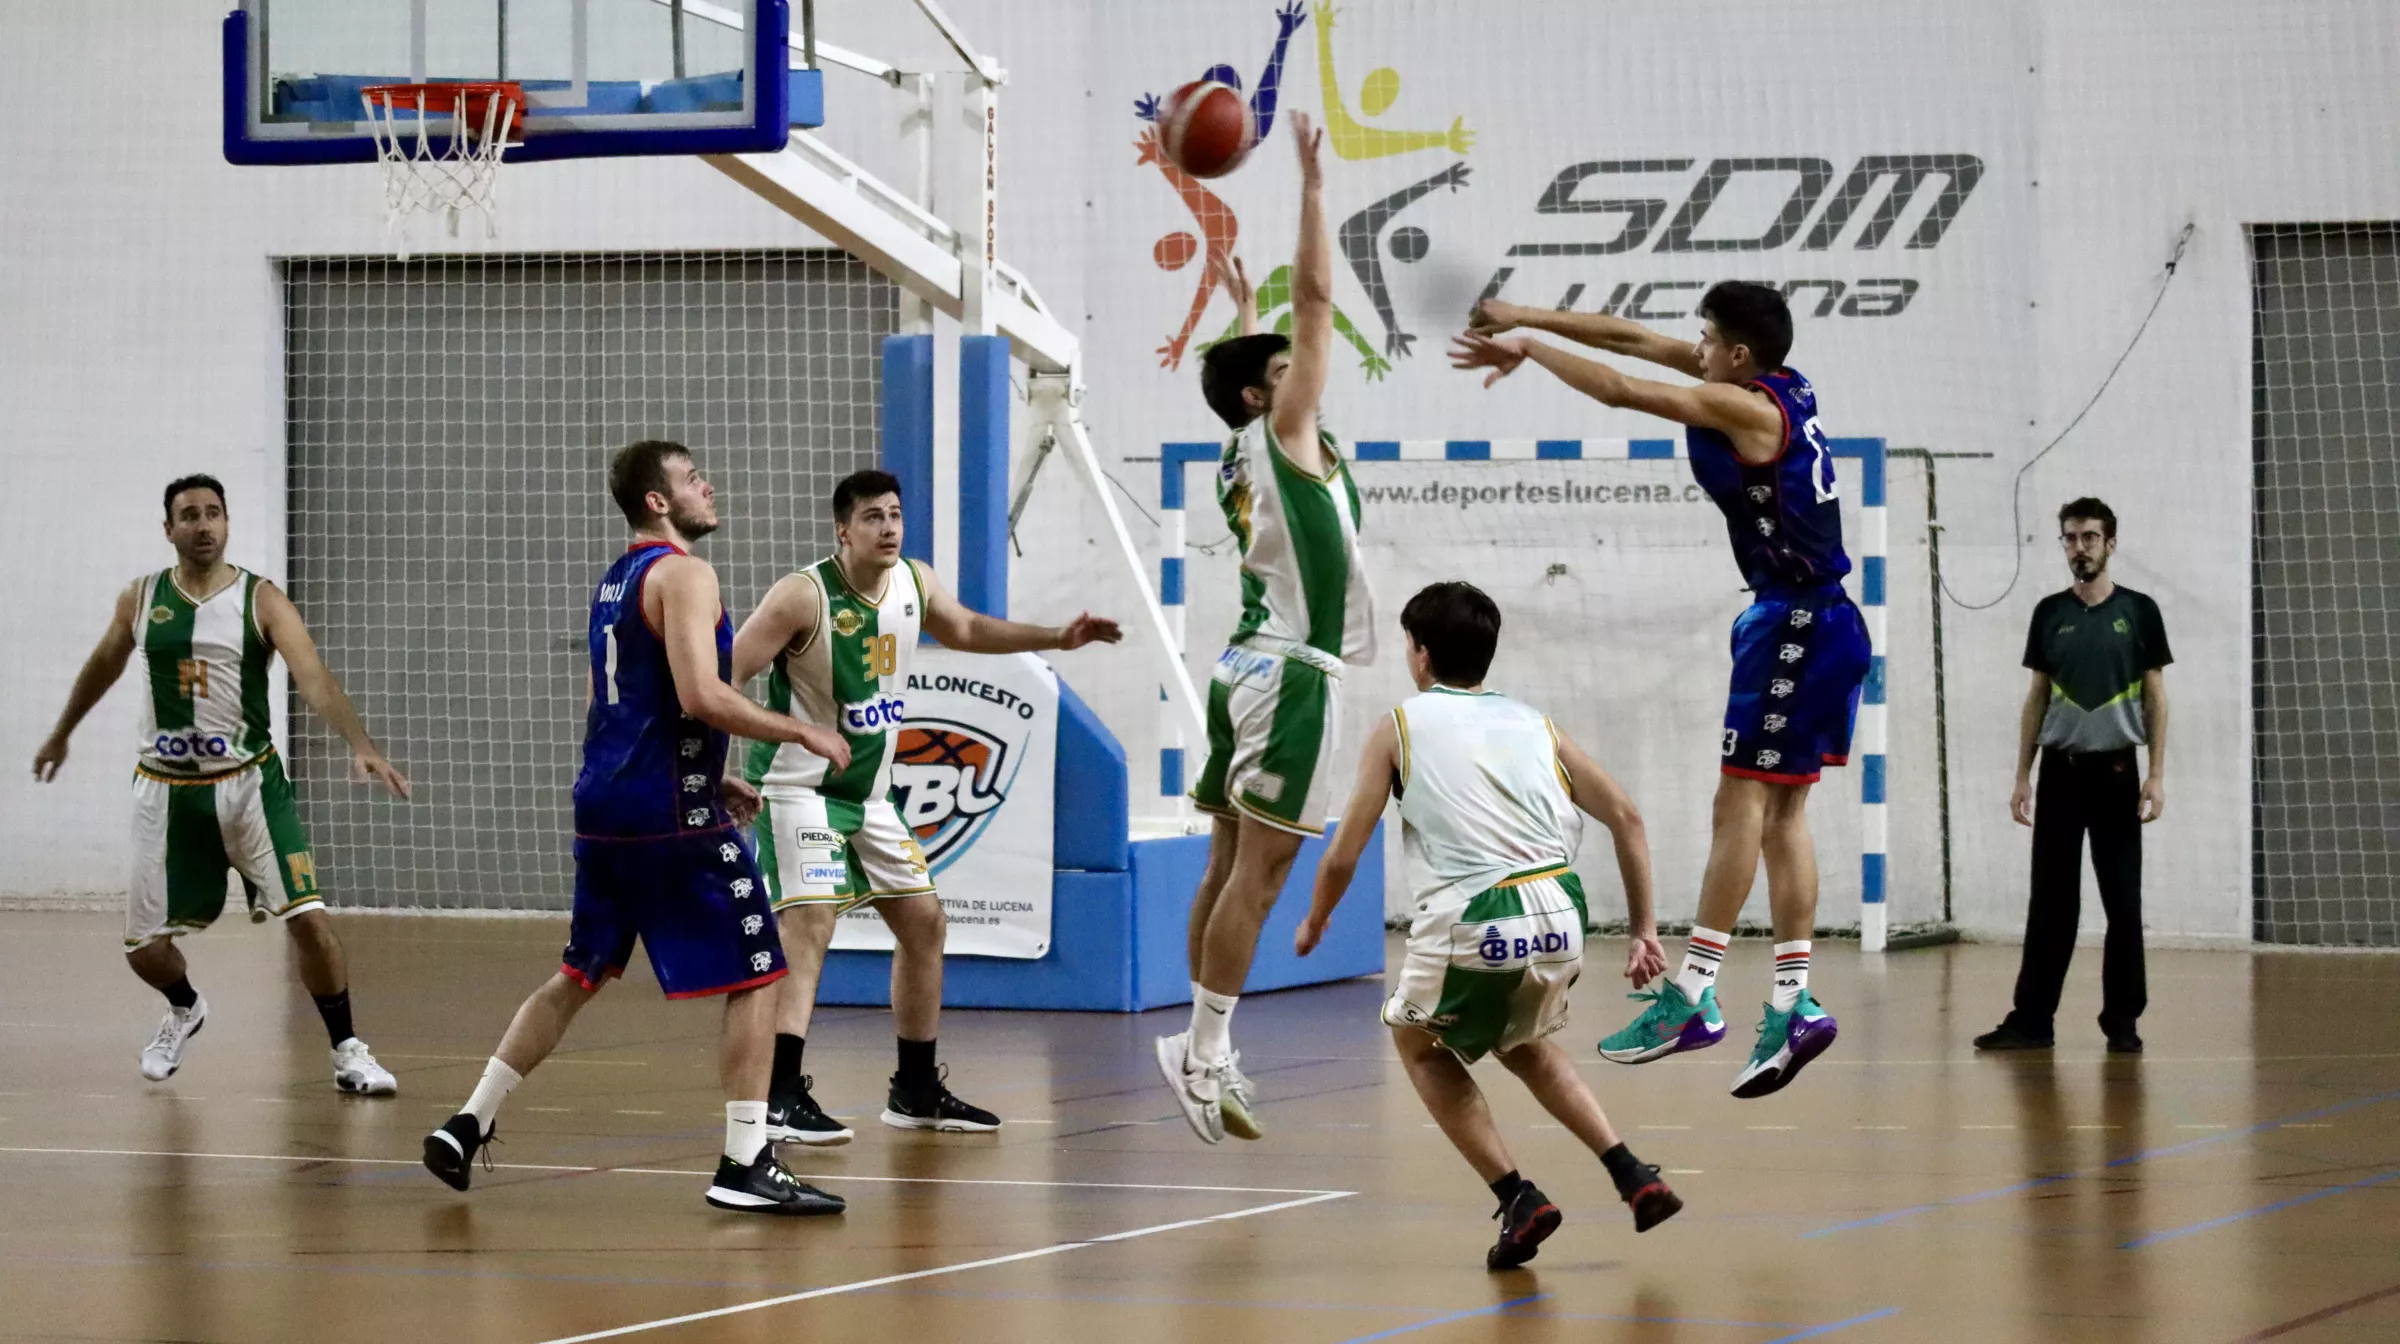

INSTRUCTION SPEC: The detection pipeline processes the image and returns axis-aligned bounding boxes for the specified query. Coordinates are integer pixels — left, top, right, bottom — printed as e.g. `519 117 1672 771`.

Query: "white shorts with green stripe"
754 787 934 915
1189 642 1343 837
1383 869 1588 1064
127 751 322 947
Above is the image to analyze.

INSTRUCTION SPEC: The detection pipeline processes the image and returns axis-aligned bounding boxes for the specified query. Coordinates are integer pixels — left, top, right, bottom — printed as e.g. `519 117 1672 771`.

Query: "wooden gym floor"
1 909 2396 1343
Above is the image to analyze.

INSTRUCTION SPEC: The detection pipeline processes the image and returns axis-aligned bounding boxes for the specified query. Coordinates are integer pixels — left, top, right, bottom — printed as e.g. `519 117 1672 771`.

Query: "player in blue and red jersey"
1452 283 1867 1099
423 440 851 1213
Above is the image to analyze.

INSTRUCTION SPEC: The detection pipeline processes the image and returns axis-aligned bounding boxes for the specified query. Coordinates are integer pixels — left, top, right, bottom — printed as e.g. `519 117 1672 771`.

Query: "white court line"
536 1188 1358 1344
0 1146 1345 1196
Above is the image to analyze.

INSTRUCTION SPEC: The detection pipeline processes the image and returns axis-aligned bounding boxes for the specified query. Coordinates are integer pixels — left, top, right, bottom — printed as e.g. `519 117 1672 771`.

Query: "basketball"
1158 79 1255 179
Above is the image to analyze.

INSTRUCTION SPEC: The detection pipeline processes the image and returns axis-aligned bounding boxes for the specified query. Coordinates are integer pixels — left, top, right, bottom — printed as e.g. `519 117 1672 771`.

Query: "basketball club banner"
828 649 1059 959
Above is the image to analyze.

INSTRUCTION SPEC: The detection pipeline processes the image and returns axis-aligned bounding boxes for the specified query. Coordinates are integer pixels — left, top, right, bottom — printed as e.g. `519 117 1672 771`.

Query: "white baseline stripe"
0 1146 1344 1197
539 1190 1356 1343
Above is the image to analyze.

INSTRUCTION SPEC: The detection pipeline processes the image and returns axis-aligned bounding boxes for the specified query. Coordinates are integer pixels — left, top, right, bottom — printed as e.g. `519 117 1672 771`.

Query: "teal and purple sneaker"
1729 989 1838 1099
1598 981 1726 1063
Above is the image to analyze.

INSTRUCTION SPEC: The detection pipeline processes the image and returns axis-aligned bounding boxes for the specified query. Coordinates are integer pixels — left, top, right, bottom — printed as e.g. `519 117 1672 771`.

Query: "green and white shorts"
1383 868 1588 1064
755 788 935 915
1189 642 1343 837
127 751 321 947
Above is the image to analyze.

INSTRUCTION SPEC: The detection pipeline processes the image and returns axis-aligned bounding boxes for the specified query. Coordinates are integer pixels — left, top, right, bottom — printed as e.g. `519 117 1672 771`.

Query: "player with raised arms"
33 474 406 1095
423 441 846 1215
1156 112 1378 1145
1299 581 1680 1268
732 469 1121 1145
1451 283 1870 1099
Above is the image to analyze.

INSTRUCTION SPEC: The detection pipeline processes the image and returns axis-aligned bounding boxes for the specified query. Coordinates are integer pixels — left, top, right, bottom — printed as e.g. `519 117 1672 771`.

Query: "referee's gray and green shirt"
2023 585 2172 752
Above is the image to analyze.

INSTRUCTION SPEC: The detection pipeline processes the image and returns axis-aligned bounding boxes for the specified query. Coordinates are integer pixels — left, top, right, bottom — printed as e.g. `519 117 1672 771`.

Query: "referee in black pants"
1977 498 2170 1055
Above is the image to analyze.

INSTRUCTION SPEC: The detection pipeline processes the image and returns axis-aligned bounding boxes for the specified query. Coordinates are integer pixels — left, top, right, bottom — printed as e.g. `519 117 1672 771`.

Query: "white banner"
829 649 1059 959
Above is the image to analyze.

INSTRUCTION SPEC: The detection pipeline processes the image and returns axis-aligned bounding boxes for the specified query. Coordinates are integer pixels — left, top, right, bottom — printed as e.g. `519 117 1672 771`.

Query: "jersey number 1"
1801 417 1839 504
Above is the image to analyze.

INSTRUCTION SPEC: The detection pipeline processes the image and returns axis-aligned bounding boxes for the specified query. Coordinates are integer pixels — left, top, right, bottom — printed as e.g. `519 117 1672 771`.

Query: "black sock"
897 1037 938 1089
1599 1143 1651 1199
1488 1169 1528 1205
311 989 354 1048
772 1033 805 1089
162 977 199 1011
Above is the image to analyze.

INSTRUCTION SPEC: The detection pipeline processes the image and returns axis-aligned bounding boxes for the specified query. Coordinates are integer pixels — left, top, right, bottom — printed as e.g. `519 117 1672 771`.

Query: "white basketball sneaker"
1152 1031 1225 1145
138 996 208 1081
331 1037 399 1095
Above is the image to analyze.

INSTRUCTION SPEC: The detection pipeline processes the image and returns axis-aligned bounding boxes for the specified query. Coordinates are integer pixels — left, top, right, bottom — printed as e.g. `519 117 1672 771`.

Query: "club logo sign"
891 718 1021 874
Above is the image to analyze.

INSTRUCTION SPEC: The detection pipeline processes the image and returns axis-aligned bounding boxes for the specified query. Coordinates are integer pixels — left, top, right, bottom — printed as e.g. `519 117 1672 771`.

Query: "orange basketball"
1159 80 1255 179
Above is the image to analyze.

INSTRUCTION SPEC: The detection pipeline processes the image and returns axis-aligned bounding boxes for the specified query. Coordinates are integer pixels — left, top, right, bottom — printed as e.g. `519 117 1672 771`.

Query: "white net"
362 84 521 247
2250 223 2400 947
282 250 894 911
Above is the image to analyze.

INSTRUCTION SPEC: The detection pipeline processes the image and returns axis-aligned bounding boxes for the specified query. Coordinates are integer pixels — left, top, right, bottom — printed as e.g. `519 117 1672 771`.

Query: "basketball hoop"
359 82 524 250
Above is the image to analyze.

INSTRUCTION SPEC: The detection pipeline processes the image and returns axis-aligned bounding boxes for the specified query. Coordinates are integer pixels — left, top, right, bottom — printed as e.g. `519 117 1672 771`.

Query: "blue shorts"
1721 586 1871 786
562 828 786 999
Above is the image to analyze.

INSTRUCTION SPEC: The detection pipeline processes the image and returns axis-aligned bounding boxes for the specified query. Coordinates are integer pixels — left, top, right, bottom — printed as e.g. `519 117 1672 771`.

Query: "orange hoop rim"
359 81 527 142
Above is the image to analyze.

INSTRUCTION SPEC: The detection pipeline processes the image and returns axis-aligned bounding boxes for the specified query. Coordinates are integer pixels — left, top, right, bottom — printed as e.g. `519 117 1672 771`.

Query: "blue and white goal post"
1155 435 1893 952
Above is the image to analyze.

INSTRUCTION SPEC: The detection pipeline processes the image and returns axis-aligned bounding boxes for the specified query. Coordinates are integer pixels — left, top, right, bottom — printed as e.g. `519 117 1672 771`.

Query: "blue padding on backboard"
644 72 745 115
881 334 935 569
1054 679 1129 873
957 335 1011 620
223 3 795 164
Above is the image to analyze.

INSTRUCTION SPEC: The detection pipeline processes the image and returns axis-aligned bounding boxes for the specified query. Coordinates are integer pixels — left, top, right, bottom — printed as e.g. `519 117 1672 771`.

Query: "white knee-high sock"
462 1057 521 1132
1672 927 1731 1004
1189 987 1239 1066
725 1100 768 1164
1772 941 1811 1012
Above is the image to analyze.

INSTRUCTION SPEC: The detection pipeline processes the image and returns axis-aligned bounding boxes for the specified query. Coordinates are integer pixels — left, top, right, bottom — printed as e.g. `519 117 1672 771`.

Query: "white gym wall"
5 1 2398 944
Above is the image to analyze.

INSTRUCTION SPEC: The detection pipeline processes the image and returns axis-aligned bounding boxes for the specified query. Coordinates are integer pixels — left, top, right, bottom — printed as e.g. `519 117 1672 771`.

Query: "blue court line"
2118 1167 2400 1250
1333 1293 1545 1343
1805 1087 2400 1237
1760 1307 1902 1342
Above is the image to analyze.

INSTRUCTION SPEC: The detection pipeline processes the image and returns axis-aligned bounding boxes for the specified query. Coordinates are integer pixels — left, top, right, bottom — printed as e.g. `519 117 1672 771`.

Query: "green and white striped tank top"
132 567 275 777
746 556 923 804
1392 687 1583 913
1217 419 1376 668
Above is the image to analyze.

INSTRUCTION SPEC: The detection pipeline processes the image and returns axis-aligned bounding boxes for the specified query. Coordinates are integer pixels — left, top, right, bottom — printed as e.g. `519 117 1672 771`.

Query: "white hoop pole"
1155 435 1891 934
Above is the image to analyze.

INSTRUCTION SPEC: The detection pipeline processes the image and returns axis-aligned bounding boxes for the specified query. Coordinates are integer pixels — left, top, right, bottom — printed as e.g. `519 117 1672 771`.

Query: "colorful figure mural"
1136 1 1309 145
1313 2 1473 161
1337 161 1470 356
1137 127 1244 370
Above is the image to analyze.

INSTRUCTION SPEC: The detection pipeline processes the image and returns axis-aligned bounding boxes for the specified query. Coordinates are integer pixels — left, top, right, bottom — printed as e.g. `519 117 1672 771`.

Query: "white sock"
1189 987 1239 1067
1672 927 1731 1004
462 1057 521 1131
725 1099 768 1165
1772 940 1811 1013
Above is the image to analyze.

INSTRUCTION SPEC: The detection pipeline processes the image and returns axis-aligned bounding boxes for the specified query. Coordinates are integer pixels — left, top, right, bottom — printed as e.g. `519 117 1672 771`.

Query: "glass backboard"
223 0 822 164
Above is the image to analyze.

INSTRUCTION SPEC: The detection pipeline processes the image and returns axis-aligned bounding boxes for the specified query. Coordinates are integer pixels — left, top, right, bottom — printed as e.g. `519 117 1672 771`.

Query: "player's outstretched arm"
1449 332 1780 442
916 561 1122 656
1272 113 1334 478
1296 712 1397 956
652 557 849 768
1469 299 1705 379
31 580 141 781
729 572 820 687
1555 726 1664 987
255 581 411 799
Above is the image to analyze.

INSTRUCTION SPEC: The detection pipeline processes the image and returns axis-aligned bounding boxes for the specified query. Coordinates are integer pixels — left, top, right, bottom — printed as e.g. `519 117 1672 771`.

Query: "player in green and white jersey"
1155 113 1378 1145
1298 582 1682 1269
731 469 1121 1144
32 474 411 1094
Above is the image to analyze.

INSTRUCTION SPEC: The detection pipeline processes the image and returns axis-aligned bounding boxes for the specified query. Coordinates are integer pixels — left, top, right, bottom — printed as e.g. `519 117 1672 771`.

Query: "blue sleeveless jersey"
572 541 735 838
1685 367 1853 593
